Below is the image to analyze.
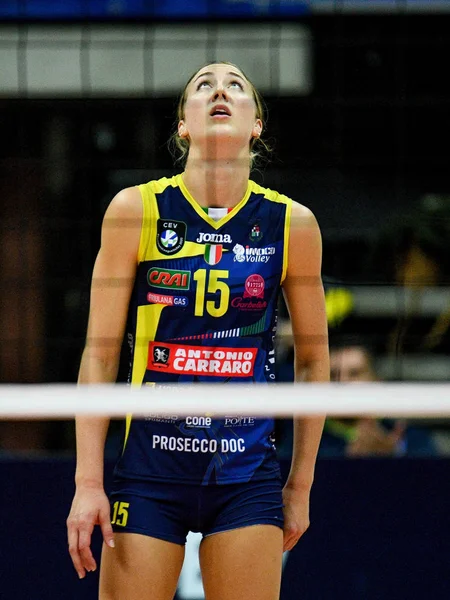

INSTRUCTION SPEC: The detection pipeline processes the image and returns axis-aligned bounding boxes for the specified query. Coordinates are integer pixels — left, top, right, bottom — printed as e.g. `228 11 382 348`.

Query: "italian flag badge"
204 244 223 265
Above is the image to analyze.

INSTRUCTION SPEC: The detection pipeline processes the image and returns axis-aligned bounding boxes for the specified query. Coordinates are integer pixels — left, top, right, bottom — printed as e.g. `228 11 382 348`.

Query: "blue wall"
1 458 449 599
0 0 310 19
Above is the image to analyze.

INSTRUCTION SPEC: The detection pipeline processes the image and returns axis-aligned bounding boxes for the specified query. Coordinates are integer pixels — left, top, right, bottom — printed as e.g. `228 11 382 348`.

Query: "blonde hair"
169 61 271 168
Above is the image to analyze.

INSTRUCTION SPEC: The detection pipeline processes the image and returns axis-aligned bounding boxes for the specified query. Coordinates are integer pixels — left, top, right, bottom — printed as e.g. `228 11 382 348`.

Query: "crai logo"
147 268 191 290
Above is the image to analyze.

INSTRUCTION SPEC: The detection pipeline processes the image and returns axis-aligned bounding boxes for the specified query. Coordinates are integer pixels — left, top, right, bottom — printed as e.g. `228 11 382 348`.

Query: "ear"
178 121 189 139
252 119 263 139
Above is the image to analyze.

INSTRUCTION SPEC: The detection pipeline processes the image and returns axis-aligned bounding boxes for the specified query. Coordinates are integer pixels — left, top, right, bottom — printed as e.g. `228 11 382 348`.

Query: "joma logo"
148 268 191 290
197 232 232 243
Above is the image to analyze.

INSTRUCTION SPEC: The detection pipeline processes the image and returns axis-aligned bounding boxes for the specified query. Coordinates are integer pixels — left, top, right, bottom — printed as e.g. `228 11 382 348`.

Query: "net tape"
0 383 449 418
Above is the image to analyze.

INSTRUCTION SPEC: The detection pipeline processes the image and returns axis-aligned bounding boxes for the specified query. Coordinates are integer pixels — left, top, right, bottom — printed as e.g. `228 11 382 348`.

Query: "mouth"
210 105 232 118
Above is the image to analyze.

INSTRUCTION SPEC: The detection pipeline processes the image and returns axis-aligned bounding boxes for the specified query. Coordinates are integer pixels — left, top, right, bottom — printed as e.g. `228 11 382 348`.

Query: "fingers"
99 506 115 549
78 518 97 573
67 520 86 579
283 522 309 552
283 533 300 552
67 514 97 578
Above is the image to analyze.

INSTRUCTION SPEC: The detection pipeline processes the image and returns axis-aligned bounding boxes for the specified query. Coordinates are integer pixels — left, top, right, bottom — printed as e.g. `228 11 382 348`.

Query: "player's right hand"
67 486 115 579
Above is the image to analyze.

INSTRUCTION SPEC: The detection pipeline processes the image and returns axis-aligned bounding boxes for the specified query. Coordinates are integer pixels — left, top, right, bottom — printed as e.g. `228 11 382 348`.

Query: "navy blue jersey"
114 174 292 485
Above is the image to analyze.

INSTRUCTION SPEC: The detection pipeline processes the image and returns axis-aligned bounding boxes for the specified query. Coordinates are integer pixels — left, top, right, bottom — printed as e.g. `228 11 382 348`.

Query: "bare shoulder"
288 201 321 252
290 201 319 231
100 187 143 259
286 201 322 278
105 186 142 221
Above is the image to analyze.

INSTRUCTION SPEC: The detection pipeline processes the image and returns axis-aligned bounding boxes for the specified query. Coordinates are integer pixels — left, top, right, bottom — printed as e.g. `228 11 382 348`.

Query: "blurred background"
0 1 449 599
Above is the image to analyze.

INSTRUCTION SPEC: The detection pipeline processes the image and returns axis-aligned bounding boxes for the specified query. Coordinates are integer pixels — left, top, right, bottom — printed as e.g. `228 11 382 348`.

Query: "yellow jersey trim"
131 304 166 385
176 173 252 230
139 176 213 261
122 413 133 454
137 182 160 262
248 182 293 283
282 200 292 283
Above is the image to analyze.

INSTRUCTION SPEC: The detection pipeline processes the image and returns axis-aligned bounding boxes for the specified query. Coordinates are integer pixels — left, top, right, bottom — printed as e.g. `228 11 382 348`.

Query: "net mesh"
0 383 449 418
0 3 449 450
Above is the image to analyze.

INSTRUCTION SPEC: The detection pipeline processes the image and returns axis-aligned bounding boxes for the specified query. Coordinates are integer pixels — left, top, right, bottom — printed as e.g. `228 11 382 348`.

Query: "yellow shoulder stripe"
249 181 292 282
249 180 293 206
137 176 181 262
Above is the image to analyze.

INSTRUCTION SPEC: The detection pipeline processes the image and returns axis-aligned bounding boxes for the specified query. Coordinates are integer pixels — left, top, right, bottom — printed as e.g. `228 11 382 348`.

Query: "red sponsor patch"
231 297 267 311
148 342 257 377
147 292 174 305
244 274 265 298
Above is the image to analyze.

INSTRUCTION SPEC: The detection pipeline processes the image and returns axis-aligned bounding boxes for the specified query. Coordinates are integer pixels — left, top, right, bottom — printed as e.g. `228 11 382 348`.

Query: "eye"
196 80 211 90
229 80 244 90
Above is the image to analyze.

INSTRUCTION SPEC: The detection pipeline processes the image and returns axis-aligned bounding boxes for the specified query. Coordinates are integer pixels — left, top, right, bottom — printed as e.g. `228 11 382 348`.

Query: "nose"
212 85 229 102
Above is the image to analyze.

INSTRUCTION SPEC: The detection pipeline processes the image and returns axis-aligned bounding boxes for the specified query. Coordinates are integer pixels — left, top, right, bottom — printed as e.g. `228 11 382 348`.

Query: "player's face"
330 347 376 383
178 64 262 153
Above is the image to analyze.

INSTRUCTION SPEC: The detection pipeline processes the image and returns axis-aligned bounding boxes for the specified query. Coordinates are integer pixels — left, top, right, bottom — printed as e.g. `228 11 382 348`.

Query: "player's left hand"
281 483 310 552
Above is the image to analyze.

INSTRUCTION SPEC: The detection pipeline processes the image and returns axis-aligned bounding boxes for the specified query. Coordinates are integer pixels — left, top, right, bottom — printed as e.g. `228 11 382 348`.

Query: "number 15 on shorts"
111 501 130 527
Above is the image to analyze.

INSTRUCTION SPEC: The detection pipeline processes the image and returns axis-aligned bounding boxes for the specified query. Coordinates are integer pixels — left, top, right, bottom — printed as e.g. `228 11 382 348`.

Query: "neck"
182 150 251 208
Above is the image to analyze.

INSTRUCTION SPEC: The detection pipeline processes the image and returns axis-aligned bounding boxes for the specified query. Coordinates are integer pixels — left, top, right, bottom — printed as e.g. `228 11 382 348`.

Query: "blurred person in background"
320 339 437 457
370 194 450 356
368 194 450 455
276 306 439 458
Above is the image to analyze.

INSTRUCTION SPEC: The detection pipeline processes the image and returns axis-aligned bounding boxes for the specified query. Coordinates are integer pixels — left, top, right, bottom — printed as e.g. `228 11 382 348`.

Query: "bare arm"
67 186 143 578
75 186 142 483
281 202 329 551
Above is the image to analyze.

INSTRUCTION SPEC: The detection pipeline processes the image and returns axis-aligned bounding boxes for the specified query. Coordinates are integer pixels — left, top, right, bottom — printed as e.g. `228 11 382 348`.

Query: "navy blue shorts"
109 479 284 546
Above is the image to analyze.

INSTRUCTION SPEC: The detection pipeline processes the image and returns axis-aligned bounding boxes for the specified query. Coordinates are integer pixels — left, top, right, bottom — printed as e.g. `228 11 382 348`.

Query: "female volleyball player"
67 62 329 600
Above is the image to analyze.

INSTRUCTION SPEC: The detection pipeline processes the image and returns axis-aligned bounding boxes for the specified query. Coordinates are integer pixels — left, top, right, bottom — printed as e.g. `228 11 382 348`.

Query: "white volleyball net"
1 383 449 419
0 4 449 451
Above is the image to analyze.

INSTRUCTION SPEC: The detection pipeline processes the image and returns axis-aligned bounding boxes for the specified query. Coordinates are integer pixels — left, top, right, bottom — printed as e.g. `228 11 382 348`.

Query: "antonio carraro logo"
156 220 186 255
147 341 257 377
151 345 170 367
